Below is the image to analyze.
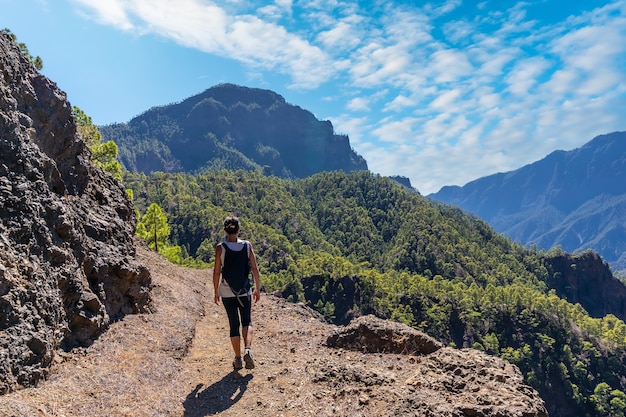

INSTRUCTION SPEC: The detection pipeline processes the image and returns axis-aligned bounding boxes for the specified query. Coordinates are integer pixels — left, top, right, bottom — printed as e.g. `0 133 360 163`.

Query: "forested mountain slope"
429 131 626 275
125 169 626 417
100 83 367 179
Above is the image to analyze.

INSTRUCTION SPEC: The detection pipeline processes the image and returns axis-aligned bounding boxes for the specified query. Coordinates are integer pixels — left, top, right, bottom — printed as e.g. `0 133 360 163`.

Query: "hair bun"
223 216 240 233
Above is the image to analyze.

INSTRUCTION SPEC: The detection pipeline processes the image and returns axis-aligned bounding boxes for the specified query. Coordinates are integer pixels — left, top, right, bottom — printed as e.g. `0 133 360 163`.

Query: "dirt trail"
0 244 354 417
179 269 338 417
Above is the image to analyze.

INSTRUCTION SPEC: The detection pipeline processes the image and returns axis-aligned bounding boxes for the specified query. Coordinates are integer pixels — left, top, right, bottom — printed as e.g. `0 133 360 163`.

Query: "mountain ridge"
100 83 368 179
429 131 626 274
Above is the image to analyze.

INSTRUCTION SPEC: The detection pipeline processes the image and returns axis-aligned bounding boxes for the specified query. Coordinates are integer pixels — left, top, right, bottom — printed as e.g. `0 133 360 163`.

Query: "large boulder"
326 314 443 355
325 314 548 417
0 32 151 394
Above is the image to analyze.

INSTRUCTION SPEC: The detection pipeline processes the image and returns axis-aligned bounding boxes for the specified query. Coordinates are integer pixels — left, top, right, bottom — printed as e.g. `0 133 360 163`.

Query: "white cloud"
424 0 462 18
354 1 625 193
430 89 461 110
471 44 519 77
384 94 417 112
72 0 134 31
347 97 371 112
430 49 474 83
442 19 474 44
372 117 419 144
73 0 335 88
257 0 291 19
422 113 451 138
316 17 365 52
553 25 626 70
473 86 500 109
301 0 342 11
330 114 371 145
275 0 293 13
505 56 551 95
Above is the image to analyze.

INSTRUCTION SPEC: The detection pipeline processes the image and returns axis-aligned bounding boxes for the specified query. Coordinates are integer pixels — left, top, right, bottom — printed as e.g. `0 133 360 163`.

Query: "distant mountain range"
429 131 626 275
100 83 367 179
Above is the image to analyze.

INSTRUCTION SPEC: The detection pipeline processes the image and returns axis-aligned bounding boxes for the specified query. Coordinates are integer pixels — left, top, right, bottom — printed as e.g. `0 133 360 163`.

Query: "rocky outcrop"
544 250 626 320
404 347 548 417
0 32 151 394
326 314 443 354
324 315 548 417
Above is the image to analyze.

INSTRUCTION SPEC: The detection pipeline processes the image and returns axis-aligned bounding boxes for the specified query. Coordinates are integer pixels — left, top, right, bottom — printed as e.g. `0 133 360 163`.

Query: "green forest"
125 169 626 417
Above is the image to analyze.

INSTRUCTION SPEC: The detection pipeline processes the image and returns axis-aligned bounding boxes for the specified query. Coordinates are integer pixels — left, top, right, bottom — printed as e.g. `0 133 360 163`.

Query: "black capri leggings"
222 296 252 337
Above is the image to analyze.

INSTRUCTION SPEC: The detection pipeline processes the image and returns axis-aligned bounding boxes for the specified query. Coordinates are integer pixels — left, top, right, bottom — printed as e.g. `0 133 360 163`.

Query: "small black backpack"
221 242 251 295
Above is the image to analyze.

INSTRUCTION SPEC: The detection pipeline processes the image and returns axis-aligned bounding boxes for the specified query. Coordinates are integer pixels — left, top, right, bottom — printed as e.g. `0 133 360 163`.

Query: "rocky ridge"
0 31 151 393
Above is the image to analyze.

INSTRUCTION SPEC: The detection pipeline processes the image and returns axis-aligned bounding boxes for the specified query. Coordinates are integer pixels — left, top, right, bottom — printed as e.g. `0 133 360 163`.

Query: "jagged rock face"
405 347 548 417
0 33 152 394
326 315 548 417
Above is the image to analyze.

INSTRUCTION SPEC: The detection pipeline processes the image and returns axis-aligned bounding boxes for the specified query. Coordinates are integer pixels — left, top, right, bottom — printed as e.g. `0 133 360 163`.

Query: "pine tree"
137 203 170 254
72 106 123 180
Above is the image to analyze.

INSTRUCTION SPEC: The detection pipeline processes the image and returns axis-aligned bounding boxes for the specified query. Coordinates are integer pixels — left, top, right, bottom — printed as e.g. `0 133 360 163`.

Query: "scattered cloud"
430 49 474 83
73 0 134 31
384 94 417 112
347 97 371 112
424 0 462 18
430 89 462 110
70 0 626 193
505 56 551 95
372 117 419 144
258 0 292 20
331 114 371 145
73 0 335 88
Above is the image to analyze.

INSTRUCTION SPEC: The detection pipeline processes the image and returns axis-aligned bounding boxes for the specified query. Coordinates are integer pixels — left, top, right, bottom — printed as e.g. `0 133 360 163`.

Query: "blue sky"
2 0 625 194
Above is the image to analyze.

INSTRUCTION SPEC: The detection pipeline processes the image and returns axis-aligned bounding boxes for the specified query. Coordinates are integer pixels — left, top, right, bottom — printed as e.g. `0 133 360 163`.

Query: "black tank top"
222 242 250 293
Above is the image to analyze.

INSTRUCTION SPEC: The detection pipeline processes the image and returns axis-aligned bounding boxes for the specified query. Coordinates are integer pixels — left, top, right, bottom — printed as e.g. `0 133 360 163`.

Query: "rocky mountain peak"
0 31 151 394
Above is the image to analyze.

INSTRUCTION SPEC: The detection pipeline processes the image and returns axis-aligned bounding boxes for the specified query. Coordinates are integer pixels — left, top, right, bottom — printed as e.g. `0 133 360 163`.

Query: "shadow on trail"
183 372 253 417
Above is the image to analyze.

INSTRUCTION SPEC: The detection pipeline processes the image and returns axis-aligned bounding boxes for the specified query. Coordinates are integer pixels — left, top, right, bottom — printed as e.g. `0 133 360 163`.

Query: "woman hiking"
213 216 261 370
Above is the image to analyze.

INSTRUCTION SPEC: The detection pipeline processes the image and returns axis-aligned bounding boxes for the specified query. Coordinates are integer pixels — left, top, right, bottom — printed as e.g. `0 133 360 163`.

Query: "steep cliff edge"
0 32 151 394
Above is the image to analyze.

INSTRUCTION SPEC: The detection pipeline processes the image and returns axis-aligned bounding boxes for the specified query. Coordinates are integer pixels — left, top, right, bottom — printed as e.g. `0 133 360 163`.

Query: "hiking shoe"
233 356 243 370
243 349 255 369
